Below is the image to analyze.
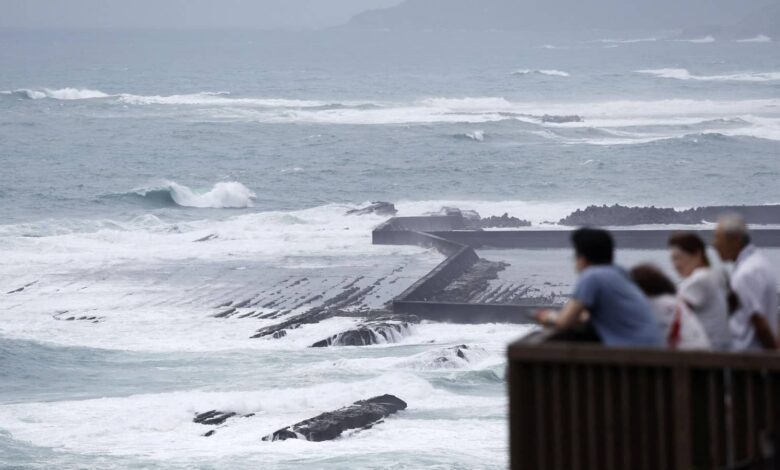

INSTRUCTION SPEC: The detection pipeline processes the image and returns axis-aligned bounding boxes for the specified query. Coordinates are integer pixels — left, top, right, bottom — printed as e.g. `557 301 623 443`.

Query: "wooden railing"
508 336 780 470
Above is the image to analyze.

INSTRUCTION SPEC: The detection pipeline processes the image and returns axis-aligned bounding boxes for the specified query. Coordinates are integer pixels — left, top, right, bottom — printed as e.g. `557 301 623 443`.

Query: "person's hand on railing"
535 309 559 328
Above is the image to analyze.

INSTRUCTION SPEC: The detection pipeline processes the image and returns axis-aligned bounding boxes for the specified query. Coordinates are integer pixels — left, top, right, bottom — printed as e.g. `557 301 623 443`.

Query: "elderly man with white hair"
713 214 779 351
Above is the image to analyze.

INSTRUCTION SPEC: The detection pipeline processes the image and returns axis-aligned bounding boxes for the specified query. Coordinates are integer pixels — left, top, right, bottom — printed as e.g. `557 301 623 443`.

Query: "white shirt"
649 295 711 350
678 267 731 350
729 245 780 351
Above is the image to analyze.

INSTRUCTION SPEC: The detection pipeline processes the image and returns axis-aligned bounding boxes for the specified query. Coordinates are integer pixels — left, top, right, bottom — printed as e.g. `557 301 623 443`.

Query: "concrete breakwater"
372 208 780 325
206 204 780 341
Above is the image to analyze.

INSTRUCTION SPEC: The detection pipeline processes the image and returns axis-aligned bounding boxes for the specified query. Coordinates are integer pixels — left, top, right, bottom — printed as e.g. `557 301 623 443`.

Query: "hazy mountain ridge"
346 0 778 37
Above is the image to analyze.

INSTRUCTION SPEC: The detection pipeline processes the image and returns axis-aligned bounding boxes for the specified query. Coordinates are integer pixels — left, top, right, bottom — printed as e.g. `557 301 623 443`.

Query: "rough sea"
1 29 778 468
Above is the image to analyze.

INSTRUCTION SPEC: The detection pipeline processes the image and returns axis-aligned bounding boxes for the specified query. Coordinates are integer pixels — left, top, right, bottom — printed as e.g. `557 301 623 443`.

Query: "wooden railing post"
672 366 693 469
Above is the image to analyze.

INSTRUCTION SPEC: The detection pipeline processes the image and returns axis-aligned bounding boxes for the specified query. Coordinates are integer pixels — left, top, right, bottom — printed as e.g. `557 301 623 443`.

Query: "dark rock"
346 202 398 216
310 315 419 347
559 204 780 227
262 394 407 442
429 345 489 367
194 234 218 242
213 307 237 319
7 281 37 294
559 204 699 226
272 330 287 339
478 213 532 228
541 114 583 124
251 280 382 340
203 430 216 437
194 410 237 426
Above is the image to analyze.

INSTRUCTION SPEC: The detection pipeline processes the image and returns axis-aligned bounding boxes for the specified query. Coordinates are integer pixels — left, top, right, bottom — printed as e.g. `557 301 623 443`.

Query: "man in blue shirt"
536 228 663 347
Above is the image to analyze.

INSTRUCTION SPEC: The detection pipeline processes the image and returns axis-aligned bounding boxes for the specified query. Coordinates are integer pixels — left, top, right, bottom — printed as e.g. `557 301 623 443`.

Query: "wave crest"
511 69 569 77
125 181 256 209
637 68 780 82
0 88 110 100
736 35 771 43
675 36 716 43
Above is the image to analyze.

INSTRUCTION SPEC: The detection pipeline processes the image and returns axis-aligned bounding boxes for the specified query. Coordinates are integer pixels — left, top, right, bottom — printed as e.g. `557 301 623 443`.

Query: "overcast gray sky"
0 0 404 29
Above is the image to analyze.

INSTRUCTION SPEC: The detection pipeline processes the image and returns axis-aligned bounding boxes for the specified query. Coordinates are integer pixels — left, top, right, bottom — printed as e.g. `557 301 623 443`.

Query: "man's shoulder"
735 250 776 283
584 264 622 276
579 265 625 284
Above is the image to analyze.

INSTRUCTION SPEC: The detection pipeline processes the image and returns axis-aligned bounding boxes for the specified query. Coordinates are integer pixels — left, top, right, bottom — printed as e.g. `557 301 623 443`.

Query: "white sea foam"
0 372 505 465
5 87 779 144
537 115 780 146
511 69 570 77
8 87 779 133
637 68 780 82
464 130 485 141
675 35 716 43
118 92 329 108
736 35 772 43
0 87 110 100
0 89 47 99
595 37 658 44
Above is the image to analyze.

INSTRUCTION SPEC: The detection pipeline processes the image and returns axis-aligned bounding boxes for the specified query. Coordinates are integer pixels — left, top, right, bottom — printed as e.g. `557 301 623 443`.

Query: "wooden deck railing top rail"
508 337 780 470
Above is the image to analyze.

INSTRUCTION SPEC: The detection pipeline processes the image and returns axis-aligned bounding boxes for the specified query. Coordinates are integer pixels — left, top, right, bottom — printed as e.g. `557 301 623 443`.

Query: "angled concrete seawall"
373 214 780 325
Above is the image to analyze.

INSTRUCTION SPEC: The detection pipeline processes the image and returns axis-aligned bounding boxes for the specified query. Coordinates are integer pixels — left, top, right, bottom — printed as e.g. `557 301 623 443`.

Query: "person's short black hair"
571 227 614 265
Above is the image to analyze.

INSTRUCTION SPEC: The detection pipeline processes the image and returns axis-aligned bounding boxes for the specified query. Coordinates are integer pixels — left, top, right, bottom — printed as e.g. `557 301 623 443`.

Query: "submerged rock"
346 201 398 216
193 410 238 426
262 394 407 442
541 114 583 124
430 344 489 367
310 315 419 347
6 281 37 294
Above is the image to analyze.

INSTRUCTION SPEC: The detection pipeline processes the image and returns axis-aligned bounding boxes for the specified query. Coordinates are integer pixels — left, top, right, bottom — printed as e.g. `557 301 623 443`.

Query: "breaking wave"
511 69 570 77
736 35 772 43
595 37 658 44
455 130 485 142
4 88 778 137
637 68 780 82
674 36 716 43
117 92 331 107
118 181 256 209
0 88 110 100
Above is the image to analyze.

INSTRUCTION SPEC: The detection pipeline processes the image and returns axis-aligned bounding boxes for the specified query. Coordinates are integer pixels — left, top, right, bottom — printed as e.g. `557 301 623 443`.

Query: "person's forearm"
554 300 585 329
751 314 778 350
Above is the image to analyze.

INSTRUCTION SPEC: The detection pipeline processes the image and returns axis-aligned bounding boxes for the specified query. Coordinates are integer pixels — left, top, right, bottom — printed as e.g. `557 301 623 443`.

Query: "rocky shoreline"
558 204 780 226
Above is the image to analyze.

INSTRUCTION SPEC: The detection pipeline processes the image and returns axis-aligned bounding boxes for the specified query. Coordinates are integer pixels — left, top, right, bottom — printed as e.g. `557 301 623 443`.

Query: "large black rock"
310 315 419 347
262 394 407 442
478 213 532 228
346 202 398 216
194 410 238 426
559 204 780 226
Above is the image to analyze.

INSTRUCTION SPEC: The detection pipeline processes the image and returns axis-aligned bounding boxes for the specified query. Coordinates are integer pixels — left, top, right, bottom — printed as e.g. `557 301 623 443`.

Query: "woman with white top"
630 264 711 350
668 232 732 350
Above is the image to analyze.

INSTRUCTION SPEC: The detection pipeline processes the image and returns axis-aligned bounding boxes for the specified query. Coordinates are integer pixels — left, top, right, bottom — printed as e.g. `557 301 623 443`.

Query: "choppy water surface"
1 29 778 468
